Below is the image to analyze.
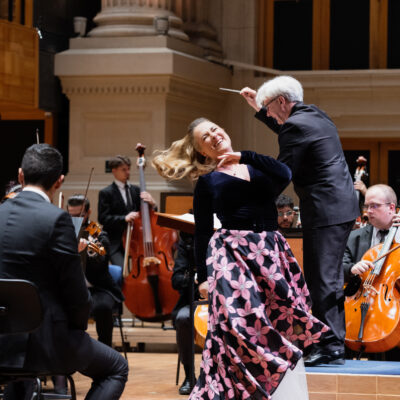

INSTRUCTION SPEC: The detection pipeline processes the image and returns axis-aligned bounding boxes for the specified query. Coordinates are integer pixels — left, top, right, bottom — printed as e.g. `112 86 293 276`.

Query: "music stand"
155 212 197 388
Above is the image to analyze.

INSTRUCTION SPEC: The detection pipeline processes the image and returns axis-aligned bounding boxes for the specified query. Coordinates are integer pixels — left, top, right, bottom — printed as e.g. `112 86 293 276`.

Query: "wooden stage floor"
73 352 202 400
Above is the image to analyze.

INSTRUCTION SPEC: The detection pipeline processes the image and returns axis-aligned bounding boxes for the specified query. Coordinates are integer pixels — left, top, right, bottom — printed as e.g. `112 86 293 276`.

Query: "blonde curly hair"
152 118 217 181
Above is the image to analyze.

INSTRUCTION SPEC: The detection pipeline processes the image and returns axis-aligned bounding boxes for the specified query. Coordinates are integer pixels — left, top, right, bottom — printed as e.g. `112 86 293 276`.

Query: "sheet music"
177 213 222 230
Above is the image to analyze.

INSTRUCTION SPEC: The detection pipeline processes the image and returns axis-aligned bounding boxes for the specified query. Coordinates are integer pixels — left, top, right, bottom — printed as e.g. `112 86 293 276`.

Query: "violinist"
67 194 124 348
98 155 156 268
0 144 128 400
343 184 397 285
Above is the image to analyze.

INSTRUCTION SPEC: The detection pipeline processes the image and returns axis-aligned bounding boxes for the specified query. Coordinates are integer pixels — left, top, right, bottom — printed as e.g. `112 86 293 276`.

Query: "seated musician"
67 194 124 348
98 155 156 268
275 194 296 230
171 231 198 395
343 184 397 284
0 144 128 400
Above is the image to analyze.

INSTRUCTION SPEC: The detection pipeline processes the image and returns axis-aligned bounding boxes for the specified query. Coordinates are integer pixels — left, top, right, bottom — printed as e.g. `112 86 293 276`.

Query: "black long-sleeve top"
194 151 292 284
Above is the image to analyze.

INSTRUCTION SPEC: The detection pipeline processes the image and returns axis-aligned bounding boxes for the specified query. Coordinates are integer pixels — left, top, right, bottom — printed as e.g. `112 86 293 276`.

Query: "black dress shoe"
304 350 345 367
179 376 194 395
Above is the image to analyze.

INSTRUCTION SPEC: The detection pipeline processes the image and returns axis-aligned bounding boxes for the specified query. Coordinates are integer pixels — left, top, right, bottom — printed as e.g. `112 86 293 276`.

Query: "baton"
219 87 241 94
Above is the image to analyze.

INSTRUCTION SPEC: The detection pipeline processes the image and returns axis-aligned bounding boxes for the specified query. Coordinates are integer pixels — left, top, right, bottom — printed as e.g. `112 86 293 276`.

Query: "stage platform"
85 325 400 399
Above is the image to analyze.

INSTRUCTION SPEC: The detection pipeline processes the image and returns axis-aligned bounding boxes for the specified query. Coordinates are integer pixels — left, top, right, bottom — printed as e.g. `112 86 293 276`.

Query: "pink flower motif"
214 256 236 281
207 274 216 293
218 294 235 317
205 375 219 399
230 274 253 300
298 330 322 347
232 315 247 331
277 305 295 324
247 345 274 369
247 239 270 265
245 319 270 346
260 263 283 290
225 230 249 249
278 340 298 359
257 370 282 392
237 300 253 317
202 349 213 374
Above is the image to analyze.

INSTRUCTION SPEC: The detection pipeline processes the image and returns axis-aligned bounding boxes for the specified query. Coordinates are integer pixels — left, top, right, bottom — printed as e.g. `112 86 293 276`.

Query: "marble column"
174 0 223 58
88 0 188 41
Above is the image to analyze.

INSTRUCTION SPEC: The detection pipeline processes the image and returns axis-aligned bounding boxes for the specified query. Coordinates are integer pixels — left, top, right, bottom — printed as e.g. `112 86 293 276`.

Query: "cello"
344 226 400 353
122 143 179 322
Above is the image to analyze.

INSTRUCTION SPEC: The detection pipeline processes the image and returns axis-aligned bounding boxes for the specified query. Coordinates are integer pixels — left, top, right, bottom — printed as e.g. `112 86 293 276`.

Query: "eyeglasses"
277 211 294 217
263 96 279 112
363 202 391 211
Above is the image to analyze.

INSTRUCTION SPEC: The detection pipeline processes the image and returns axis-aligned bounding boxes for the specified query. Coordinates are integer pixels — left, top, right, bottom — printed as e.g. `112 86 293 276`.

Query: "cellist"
98 155 156 268
342 184 398 285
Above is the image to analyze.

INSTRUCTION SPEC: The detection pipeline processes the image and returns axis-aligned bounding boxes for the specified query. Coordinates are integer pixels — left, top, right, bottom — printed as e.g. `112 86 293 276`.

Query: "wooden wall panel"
0 20 38 108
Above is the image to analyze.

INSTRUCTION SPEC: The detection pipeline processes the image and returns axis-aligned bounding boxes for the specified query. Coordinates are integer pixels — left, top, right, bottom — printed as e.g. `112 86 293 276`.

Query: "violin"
344 226 400 353
84 221 106 256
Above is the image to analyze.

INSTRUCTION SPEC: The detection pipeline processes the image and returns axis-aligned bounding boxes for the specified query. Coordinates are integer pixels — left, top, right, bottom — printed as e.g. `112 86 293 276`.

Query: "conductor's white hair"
256 76 304 108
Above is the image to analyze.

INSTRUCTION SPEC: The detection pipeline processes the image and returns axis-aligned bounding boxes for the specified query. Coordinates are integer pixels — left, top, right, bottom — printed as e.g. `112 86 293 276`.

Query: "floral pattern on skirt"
190 229 329 400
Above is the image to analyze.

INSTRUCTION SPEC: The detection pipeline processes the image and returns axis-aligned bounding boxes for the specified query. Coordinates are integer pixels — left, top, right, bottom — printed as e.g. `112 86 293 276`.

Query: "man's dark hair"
21 144 63 190
108 155 131 170
67 194 90 212
275 194 294 209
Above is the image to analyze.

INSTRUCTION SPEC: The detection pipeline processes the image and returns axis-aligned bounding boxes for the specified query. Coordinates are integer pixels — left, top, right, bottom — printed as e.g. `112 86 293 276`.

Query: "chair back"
108 264 123 288
0 279 43 334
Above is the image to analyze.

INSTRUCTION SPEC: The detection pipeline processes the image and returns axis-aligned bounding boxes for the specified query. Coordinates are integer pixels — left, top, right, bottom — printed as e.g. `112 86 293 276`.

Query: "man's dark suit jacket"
256 102 359 229
98 182 140 257
0 191 92 372
85 230 124 302
342 224 373 282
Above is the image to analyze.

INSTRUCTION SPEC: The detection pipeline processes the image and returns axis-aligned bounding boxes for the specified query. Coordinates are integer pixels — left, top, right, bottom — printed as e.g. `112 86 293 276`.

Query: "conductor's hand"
125 211 139 223
217 152 241 168
199 281 209 300
351 260 374 276
240 87 260 112
141 191 156 208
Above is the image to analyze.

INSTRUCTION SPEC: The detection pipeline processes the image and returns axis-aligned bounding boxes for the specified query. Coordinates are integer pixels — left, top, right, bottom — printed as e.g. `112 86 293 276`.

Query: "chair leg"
117 315 128 360
176 353 181 386
32 377 42 400
66 375 76 400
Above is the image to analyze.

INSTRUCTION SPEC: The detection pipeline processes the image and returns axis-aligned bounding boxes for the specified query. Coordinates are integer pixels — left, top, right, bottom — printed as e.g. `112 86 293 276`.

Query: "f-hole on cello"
122 143 179 322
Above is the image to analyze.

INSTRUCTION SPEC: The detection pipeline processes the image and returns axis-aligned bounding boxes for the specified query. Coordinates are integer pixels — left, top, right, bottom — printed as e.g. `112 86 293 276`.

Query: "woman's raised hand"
240 87 260 111
217 152 241 168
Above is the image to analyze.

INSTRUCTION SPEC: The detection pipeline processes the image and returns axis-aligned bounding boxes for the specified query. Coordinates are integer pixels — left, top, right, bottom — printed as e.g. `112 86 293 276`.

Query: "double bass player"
98 155 156 268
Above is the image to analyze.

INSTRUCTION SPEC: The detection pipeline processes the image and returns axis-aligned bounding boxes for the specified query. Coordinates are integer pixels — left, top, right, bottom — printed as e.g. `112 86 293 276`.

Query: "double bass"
122 144 179 322
344 226 400 353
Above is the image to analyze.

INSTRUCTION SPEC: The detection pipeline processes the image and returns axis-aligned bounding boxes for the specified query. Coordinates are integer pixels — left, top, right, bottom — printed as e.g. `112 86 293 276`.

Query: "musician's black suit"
342 224 373 282
0 190 128 399
256 102 359 354
98 182 140 267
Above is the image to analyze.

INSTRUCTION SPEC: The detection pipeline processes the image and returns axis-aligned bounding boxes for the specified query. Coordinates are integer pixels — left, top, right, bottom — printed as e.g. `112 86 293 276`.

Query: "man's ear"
54 175 65 190
18 168 25 186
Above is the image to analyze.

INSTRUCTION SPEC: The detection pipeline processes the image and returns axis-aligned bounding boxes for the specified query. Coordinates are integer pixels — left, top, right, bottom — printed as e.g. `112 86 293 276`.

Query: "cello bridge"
143 256 161 267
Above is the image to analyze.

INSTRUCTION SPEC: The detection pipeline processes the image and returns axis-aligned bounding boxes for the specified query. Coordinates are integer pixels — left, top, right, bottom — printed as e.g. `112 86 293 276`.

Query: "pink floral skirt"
190 229 329 400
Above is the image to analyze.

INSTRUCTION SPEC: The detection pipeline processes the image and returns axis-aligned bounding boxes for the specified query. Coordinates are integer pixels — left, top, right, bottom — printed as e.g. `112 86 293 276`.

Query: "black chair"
0 279 76 400
108 265 129 360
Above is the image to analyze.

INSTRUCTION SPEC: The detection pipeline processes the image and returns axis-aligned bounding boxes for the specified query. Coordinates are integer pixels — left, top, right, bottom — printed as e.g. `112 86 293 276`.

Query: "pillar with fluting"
88 0 188 40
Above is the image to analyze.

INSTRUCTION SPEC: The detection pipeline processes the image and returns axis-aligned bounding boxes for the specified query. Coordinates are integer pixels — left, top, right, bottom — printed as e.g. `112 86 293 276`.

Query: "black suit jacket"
98 182 140 256
342 224 373 282
0 191 92 372
85 230 124 302
256 102 359 229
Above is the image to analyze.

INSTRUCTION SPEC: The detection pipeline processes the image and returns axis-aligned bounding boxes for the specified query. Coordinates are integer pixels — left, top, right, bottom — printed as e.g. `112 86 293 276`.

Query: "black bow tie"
378 229 389 243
